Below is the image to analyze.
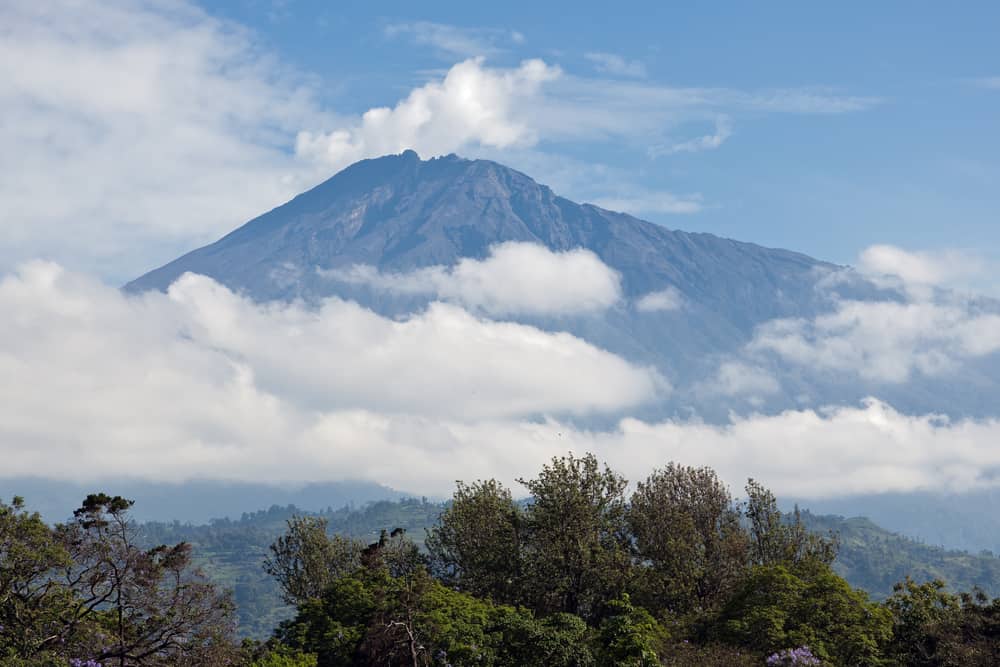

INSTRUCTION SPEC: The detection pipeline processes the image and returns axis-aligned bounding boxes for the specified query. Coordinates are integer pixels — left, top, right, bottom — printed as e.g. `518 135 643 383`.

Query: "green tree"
518 453 631 622
492 608 595 667
275 575 376 666
597 593 667 666
884 578 1000 666
628 464 747 618
2 494 237 666
884 578 960 666
745 480 837 568
0 496 76 661
264 516 363 605
59 493 236 666
713 561 891 666
426 479 523 603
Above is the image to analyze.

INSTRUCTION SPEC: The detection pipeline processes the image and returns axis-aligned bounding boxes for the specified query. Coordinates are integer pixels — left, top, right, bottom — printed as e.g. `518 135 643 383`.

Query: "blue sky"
2 1 998 281
199 0 1000 265
3 1 1000 500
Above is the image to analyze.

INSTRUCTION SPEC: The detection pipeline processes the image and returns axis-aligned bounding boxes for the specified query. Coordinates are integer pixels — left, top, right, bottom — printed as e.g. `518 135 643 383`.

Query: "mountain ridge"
127 150 832 302
126 150 846 411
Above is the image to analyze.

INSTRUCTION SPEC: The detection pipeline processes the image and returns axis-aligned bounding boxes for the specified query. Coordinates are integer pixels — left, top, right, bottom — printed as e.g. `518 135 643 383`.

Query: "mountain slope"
127 150 832 309
127 151 847 410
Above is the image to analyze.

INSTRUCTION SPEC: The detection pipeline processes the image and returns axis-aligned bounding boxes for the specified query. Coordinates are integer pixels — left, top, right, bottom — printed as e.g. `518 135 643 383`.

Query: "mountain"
124 151 1000 550
127 150 883 419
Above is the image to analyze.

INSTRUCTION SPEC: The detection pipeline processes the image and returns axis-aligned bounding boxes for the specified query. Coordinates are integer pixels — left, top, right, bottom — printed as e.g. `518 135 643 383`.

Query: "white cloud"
739 245 1000 384
1 262 663 423
635 287 684 312
295 58 562 172
0 1 879 283
0 0 331 280
858 244 989 295
704 361 781 399
583 399 1000 499
295 59 877 175
4 263 999 498
323 242 622 316
294 399 1000 498
650 116 733 156
749 298 1000 383
584 52 647 78
384 21 522 58
1 271 997 498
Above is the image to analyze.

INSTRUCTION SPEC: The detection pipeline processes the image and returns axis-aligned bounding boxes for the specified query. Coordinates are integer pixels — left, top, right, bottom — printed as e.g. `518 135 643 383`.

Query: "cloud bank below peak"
4 261 1000 499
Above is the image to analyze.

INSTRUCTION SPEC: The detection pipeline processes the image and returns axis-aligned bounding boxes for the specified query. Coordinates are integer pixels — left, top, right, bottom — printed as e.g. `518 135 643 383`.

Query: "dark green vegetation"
131 494 1000 639
138 500 444 638
3 456 1000 665
800 512 1000 602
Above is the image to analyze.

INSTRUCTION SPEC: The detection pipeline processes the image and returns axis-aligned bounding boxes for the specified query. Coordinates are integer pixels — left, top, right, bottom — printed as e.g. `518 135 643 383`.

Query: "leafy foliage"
1 493 236 666
426 479 522 603
628 464 747 618
712 561 892 666
5 454 1000 665
517 453 631 622
264 516 362 605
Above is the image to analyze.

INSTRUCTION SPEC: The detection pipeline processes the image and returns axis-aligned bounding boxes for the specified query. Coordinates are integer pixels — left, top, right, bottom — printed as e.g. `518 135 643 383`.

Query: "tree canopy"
3 454 999 665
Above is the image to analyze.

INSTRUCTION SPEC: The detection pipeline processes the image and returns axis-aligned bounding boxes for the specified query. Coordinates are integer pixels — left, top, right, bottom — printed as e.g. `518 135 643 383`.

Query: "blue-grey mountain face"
127 150 995 420
127 151 848 415
124 151 1000 550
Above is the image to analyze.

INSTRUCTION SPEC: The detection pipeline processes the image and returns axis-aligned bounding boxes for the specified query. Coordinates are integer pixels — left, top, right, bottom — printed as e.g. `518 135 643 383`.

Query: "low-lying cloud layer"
741 245 1000 384
751 299 1000 383
1 262 661 425
4 262 1000 499
323 242 622 316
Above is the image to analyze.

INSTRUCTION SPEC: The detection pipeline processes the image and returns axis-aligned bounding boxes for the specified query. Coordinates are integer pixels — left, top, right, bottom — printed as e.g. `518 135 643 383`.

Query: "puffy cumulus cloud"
0 262 662 430
635 287 684 312
2 276 998 499
0 0 331 279
295 58 562 171
4 266 999 498
579 399 1000 499
323 242 622 316
749 298 1000 383
294 58 876 177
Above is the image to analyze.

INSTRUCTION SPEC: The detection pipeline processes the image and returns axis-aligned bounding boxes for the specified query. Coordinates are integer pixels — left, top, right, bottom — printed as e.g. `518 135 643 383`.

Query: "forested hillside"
5 456 1000 665
139 500 445 637
131 494 1000 640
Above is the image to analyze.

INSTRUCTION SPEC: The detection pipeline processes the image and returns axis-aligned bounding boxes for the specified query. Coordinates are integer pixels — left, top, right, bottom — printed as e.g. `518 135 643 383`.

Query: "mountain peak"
124 153 906 418
126 152 827 305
